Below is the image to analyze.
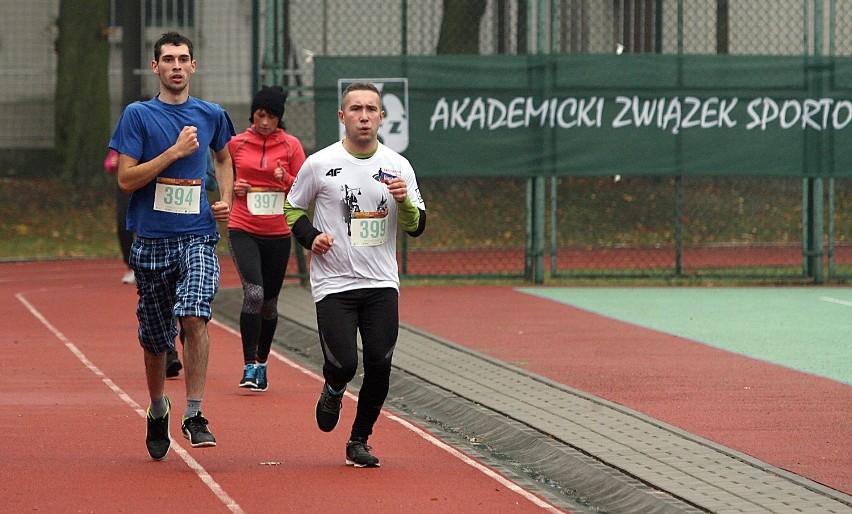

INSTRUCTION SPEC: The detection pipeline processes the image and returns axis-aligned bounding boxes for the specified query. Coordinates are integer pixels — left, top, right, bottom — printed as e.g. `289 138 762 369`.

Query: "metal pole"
525 179 534 281
654 0 663 53
550 177 557 276
523 0 535 282
535 177 545 284
533 0 548 284
828 178 835 280
716 0 729 54
828 0 837 281
674 176 682 276
809 0 825 283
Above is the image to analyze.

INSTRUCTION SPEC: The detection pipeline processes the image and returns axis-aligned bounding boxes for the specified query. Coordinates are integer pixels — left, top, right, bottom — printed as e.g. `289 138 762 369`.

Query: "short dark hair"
153 32 194 61
340 81 381 110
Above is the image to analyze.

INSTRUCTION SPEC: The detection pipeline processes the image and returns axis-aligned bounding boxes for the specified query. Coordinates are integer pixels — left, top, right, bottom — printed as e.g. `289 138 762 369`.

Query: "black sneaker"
145 396 171 460
345 440 380 468
251 365 268 392
181 412 217 447
166 348 182 378
315 383 344 432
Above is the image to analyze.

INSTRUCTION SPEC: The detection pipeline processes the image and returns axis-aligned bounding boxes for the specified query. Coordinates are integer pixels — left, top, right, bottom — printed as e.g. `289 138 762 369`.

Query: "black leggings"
228 229 291 363
315 287 398 442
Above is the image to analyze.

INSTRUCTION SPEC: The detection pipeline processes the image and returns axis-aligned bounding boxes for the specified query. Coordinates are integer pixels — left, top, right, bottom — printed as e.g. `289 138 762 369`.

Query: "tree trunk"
55 0 111 185
437 0 488 54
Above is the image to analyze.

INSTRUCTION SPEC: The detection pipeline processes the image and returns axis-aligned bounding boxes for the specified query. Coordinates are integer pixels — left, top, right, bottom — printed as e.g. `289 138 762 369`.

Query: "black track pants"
315 287 398 441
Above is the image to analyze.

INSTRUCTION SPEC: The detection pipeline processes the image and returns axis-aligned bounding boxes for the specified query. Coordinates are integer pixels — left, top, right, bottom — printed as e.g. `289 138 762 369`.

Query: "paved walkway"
214 285 852 514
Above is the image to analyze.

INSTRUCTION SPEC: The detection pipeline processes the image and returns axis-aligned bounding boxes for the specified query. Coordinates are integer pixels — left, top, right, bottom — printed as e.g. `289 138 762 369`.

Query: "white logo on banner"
338 78 409 153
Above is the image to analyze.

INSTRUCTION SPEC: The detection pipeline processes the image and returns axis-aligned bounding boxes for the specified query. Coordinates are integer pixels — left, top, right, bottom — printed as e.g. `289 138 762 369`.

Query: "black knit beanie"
250 85 287 121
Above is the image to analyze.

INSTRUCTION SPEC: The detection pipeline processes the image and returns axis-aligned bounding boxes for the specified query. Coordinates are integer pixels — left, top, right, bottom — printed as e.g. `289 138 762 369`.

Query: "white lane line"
385 413 566 513
17 293 245 514
820 296 852 307
211 319 566 513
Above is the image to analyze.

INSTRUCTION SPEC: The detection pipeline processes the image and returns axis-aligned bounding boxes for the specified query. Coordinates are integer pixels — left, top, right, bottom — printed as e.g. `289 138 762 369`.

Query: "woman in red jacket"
227 85 306 392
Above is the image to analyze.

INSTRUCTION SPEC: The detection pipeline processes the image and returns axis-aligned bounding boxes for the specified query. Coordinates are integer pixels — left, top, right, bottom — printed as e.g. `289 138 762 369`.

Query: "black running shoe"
345 440 380 468
181 412 216 447
166 348 182 378
315 383 343 432
145 396 171 460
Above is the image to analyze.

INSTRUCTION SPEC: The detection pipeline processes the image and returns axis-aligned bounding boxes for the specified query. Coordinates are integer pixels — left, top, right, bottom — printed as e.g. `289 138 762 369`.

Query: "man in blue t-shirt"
109 31 235 461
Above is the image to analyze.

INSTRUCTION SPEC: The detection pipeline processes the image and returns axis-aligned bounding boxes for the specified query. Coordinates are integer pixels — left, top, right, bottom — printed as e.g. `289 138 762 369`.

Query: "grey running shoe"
315 383 343 432
181 412 216 447
145 396 171 460
345 440 380 468
239 363 257 388
251 365 268 392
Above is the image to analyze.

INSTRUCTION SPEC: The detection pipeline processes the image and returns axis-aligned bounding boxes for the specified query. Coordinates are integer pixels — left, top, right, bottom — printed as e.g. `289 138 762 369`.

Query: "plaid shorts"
129 233 220 354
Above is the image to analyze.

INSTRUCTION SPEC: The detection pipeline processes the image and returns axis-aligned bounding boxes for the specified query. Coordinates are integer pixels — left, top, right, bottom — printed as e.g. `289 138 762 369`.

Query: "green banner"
315 54 852 178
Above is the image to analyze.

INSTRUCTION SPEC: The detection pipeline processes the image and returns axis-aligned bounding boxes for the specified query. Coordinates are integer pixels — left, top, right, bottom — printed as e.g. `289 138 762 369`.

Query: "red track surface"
0 259 565 513
399 285 851 495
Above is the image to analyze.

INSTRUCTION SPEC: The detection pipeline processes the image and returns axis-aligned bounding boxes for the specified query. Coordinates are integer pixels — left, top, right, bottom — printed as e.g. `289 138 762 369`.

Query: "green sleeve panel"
284 199 308 228
397 196 420 233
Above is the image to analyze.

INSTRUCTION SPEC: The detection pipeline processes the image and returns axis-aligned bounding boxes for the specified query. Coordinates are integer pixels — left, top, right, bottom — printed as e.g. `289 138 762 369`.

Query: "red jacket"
227 126 306 236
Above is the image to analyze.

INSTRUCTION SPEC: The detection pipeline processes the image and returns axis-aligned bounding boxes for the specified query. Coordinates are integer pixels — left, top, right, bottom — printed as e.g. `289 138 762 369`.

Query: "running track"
1 258 849 512
398 285 851 496
0 259 564 513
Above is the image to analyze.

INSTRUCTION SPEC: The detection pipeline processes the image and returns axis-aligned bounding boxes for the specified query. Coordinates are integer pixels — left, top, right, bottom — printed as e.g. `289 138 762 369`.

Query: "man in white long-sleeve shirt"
284 81 426 468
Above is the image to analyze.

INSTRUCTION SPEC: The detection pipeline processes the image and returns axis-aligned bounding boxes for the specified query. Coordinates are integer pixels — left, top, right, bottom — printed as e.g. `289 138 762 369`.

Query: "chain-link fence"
549 176 850 281
0 0 848 282
399 175 850 281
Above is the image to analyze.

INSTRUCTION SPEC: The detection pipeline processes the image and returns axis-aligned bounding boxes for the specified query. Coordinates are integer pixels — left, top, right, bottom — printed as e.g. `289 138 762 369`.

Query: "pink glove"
104 149 118 174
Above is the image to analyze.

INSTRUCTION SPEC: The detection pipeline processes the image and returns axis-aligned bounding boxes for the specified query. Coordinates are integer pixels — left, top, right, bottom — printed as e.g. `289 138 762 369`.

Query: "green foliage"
0 177 230 260
0 177 116 259
407 176 850 250
0 176 847 285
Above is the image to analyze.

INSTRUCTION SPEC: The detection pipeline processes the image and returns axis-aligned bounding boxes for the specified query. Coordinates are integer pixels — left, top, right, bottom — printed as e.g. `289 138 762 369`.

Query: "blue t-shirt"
109 96 235 238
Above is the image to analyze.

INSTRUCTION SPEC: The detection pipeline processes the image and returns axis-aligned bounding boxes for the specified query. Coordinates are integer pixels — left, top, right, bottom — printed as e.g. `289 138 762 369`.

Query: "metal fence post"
549 176 557 276
674 176 683 276
804 0 826 284
534 177 545 284
525 178 534 281
828 178 835 280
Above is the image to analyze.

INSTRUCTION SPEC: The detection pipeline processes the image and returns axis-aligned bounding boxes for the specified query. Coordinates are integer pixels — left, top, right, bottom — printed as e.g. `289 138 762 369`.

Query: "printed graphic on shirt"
374 167 401 182
342 183 390 246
